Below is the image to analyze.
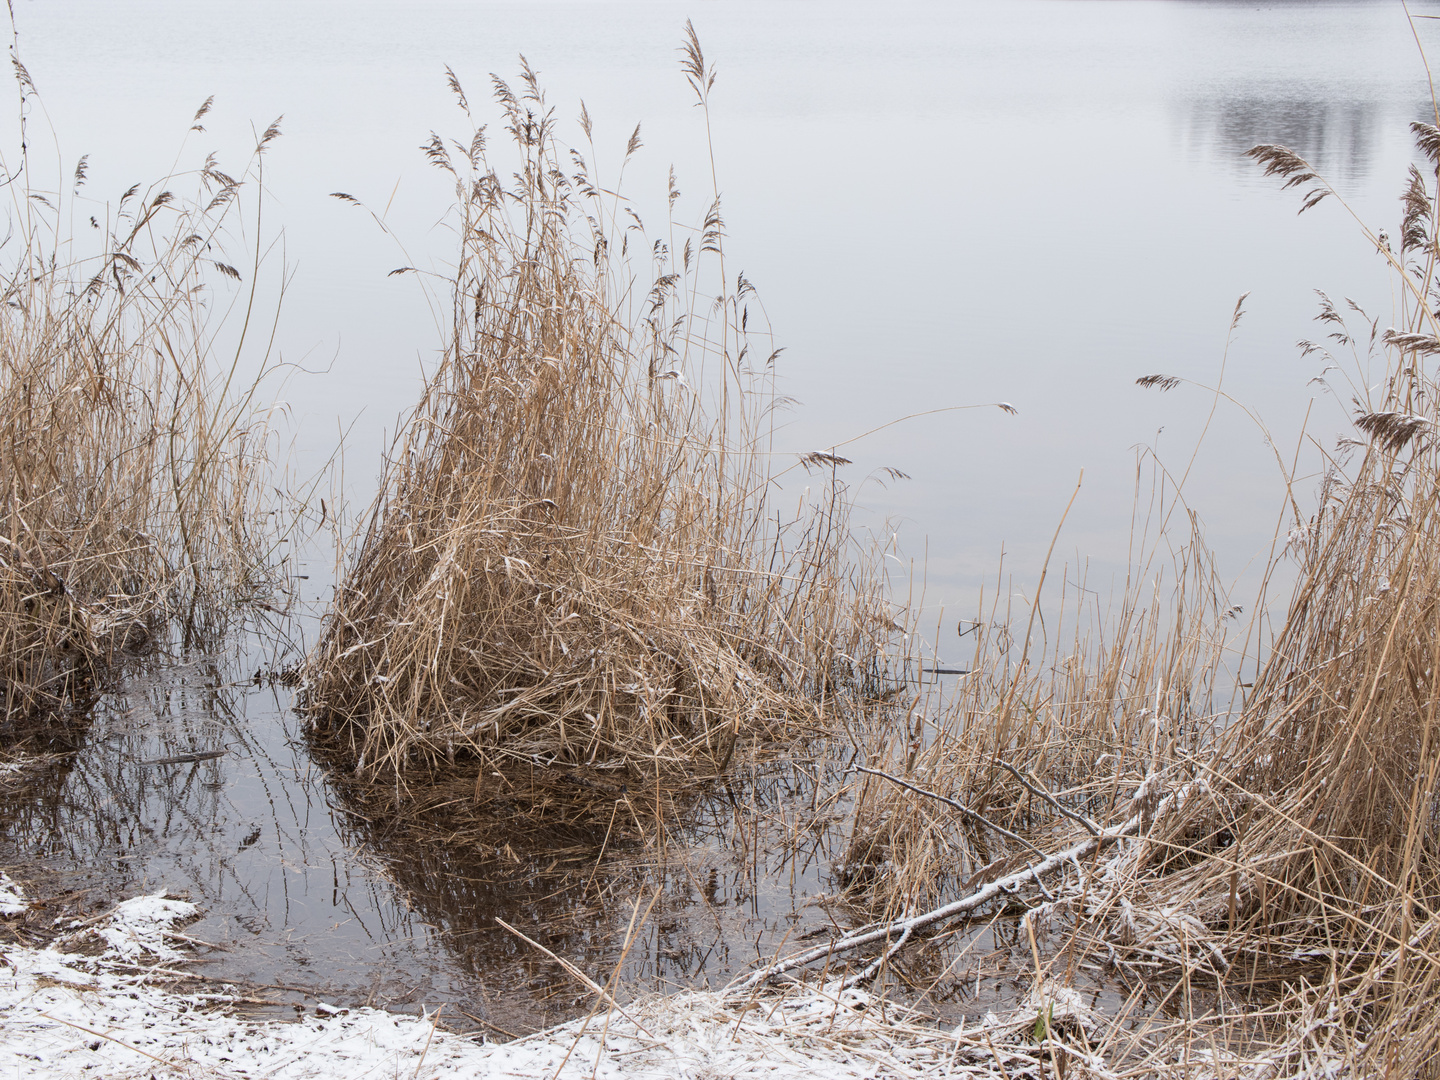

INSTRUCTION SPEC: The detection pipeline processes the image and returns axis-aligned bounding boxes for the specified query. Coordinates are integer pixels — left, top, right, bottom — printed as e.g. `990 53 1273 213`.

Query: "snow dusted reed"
831 116 1440 1076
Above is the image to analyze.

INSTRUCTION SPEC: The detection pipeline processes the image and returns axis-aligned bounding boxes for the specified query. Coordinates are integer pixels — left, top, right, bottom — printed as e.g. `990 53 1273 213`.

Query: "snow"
0 871 27 916
2 892 979 1080
0 937 977 1079
0 887 1033 1079
84 892 198 962
2 889 1187 1078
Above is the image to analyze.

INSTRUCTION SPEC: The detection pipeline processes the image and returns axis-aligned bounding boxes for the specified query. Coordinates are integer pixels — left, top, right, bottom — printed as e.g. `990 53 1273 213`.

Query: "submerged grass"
0 92 283 737
303 37 895 797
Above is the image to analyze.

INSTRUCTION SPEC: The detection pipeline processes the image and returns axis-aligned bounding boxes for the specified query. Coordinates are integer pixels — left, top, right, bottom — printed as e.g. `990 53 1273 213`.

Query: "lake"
1 0 1434 1031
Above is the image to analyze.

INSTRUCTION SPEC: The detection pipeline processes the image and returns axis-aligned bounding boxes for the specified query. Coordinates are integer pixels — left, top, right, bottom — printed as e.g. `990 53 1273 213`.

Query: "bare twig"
854 765 1045 857
734 816 1139 990
495 917 657 1041
995 760 1101 836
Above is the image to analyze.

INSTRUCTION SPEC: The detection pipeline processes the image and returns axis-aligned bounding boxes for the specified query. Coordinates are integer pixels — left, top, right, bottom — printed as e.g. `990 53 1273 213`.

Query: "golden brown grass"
0 96 282 734
831 121 1440 1076
303 38 895 798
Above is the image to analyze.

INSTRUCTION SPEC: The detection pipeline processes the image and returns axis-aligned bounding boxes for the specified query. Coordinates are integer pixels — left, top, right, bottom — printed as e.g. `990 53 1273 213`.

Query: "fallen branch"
732 815 1141 990
995 760 1101 836
838 916 913 990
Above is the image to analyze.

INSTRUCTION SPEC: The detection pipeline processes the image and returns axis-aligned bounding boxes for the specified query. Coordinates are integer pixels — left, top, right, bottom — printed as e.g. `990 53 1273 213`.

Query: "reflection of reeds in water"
0 645 525 1011
0 91 280 735
317 734 856 1032
304 36 893 796
839 122 1440 1071
1177 94 1390 185
2 656 257 894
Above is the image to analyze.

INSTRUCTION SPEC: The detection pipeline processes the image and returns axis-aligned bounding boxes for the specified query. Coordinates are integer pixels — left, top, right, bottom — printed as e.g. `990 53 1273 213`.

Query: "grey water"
1 636 859 1033
1 0 1436 1031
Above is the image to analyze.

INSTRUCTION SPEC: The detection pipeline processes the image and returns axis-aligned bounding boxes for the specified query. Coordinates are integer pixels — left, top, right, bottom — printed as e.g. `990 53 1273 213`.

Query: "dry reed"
830 119 1440 1076
0 89 281 737
303 39 894 799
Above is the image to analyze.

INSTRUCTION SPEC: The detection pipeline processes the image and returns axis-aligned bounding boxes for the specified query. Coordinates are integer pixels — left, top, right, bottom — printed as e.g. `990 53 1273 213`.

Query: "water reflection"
0 648 466 1012
0 637 864 1034
315 743 859 1031
1176 94 1433 183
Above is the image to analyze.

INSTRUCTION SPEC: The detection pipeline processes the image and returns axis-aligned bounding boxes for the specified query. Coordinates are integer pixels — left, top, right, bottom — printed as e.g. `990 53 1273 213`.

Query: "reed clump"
304 49 892 797
843 509 1231 912
831 123 1440 1075
0 101 281 735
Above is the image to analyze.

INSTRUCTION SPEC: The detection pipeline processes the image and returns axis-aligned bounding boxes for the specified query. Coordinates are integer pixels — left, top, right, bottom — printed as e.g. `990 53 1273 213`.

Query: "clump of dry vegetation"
303 34 894 801
0 85 281 735
817 123 1440 1075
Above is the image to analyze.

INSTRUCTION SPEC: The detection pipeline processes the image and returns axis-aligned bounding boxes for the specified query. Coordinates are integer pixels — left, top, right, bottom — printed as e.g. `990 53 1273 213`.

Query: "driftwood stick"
995 760 1102 836
732 816 1141 991
838 917 913 990
853 765 1045 858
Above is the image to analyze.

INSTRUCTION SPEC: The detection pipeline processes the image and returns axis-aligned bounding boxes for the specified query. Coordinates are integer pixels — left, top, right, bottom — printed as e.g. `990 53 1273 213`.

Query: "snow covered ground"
0 949 953 1079
0 883 1085 1079
0 872 27 916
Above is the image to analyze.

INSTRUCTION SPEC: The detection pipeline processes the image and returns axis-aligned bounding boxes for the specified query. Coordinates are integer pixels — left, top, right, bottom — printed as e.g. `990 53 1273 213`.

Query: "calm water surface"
1 0 1435 1029
15 2 1437 605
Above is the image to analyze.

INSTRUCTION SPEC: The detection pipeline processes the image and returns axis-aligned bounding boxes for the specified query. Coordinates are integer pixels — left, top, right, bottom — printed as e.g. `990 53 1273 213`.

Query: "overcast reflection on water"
1180 96 1386 184
6 1 1437 625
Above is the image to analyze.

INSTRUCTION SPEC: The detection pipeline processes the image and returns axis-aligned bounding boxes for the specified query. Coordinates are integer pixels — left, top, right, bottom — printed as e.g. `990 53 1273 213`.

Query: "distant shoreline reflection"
1175 94 1435 183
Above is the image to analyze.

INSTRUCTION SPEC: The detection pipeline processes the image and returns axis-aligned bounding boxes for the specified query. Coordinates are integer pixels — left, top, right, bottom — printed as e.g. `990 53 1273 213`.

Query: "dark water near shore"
0 636 1125 1031
0 627 868 1032
2 0 1436 1034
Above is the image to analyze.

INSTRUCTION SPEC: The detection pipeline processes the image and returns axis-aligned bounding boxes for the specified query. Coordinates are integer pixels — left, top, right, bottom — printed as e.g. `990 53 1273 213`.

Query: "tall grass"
0 89 282 734
303 38 894 795
834 123 1440 1075
844 508 1233 911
